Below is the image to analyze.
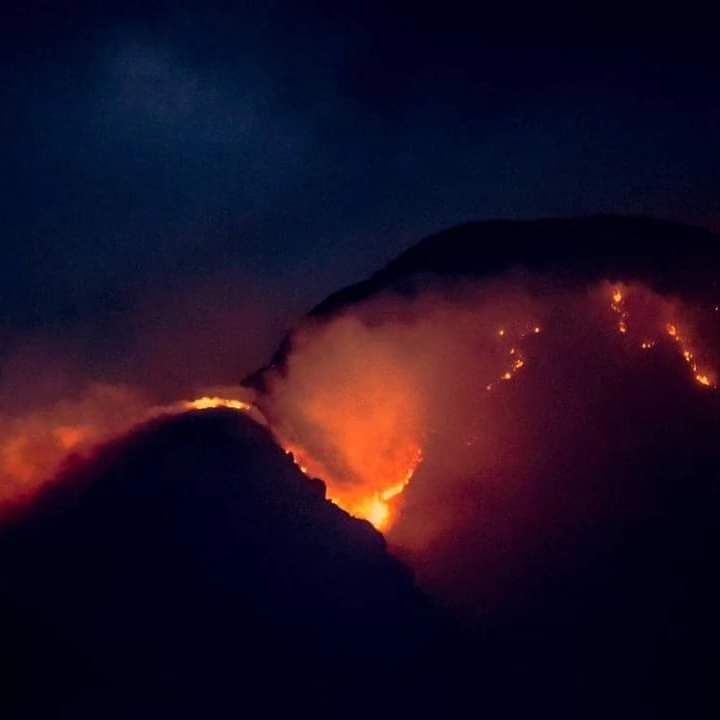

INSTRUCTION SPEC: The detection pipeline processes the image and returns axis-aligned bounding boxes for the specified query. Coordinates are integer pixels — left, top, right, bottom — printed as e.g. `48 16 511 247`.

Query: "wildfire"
485 325 539 391
661 322 714 384
184 396 251 411
186 394 425 531
353 448 423 530
610 284 630 335
609 285 716 389
285 441 423 532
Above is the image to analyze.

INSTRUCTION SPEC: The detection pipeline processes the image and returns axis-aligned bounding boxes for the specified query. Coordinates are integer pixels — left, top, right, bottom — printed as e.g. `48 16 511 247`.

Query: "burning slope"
608 283 717 388
261 277 720 545
274 321 428 530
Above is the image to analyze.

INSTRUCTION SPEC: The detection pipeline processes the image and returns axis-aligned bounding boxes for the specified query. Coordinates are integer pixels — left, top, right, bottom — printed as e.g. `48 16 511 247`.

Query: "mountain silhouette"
0 409 447 717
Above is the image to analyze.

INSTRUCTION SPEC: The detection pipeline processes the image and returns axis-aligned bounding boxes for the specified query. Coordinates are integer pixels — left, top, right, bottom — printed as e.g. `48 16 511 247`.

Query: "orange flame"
609 285 716 389
285 441 423 531
184 396 251 411
349 447 423 530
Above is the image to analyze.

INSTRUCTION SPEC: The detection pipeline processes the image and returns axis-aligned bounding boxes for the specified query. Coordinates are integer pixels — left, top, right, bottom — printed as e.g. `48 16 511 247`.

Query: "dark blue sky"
3 3 719 390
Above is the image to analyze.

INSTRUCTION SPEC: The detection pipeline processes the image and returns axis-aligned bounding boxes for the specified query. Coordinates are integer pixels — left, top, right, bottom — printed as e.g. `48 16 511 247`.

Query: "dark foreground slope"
0 410 445 718
1 378 718 717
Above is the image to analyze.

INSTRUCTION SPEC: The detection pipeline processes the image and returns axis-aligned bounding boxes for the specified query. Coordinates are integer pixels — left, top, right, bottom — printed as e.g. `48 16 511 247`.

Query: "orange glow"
269 329 428 532
362 496 390 529
610 285 631 336
285 439 423 531
53 425 91 450
347 459 423 531
0 385 153 509
185 396 251 411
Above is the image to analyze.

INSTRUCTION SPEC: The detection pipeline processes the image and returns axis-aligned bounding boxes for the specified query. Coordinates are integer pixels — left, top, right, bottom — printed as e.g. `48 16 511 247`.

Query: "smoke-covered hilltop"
254 215 720 717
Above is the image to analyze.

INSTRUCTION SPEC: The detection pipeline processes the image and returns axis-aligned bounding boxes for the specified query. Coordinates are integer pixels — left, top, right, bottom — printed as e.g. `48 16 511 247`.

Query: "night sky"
4 4 719 386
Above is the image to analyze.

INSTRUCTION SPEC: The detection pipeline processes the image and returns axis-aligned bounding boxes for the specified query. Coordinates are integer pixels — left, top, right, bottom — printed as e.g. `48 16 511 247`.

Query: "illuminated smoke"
0 385 257 517
1 385 145 507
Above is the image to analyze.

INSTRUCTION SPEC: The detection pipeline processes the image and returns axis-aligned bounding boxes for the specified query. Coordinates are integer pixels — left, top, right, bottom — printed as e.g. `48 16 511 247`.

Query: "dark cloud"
3 8 719 359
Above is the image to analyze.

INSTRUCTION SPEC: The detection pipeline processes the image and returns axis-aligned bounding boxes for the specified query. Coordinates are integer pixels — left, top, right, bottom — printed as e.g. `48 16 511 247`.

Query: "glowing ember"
662 321 715 388
609 285 716 388
610 284 631 335
185 396 251 411
484 323 537 391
